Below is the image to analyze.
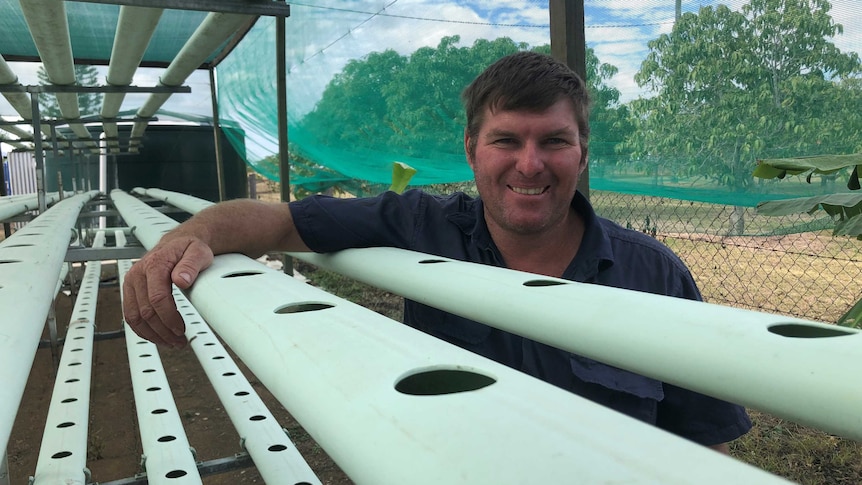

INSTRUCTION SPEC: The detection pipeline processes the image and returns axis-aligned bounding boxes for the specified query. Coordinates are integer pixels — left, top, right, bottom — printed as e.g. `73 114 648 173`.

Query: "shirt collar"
446 191 615 280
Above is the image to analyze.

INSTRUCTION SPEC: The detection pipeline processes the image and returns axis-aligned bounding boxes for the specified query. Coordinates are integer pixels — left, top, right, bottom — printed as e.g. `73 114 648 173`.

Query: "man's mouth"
509 186 547 195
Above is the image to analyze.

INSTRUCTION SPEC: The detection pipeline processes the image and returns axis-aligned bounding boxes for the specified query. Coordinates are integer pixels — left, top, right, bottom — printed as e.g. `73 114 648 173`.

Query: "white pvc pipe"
117 257 203 485
0 55 33 118
294 247 862 442
102 6 164 153
130 12 252 145
111 190 791 484
0 191 98 466
18 0 94 143
32 231 104 485
171 288 322 484
134 188 862 442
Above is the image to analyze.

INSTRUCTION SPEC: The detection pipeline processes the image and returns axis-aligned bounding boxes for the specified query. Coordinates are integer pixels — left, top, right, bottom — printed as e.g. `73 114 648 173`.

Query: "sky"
2 0 860 155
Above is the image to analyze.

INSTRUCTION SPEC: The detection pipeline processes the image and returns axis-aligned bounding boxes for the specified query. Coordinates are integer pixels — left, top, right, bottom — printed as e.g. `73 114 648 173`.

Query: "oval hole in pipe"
768 323 856 338
395 367 496 395
222 270 264 278
274 302 334 314
523 279 567 287
418 259 448 264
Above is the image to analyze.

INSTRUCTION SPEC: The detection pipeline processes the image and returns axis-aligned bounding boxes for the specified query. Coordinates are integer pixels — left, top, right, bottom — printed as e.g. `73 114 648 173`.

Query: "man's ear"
464 130 476 170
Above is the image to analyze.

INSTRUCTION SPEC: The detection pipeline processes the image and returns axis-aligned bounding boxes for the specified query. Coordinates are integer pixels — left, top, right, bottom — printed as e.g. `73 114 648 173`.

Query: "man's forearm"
160 199 306 258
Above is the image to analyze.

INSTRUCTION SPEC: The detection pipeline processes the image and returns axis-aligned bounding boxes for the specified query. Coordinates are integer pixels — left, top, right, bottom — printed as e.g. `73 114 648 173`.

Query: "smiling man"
123 51 751 451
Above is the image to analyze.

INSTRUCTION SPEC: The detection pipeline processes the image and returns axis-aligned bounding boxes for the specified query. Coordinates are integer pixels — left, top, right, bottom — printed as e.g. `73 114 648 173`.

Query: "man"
123 51 751 451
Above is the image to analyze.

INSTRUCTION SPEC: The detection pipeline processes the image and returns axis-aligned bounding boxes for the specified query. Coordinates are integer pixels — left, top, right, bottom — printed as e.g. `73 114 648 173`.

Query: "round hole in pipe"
249 415 267 421
57 422 75 428
158 435 177 442
222 270 264 278
151 408 168 415
418 259 448 264
51 451 72 459
235 391 250 396
768 323 856 338
274 302 334 314
523 279 567 287
268 444 287 452
223 372 236 376
61 398 78 404
165 470 187 479
395 366 496 396
147 387 161 392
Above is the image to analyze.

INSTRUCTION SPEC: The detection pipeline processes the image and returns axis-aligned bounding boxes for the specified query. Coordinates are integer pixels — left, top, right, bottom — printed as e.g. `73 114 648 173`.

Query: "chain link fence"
592 191 862 323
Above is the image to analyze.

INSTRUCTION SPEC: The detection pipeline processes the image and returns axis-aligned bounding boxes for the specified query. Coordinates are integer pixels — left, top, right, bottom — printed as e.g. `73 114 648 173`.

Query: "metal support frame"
65 0 290 17
208 67 226 201
549 0 589 200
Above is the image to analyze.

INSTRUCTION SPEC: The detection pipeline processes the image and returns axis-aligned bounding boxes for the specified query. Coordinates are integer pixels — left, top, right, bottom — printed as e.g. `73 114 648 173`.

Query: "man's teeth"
511 186 544 195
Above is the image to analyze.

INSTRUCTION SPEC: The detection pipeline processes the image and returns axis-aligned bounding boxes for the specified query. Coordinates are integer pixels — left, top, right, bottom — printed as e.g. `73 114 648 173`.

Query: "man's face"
465 99 586 236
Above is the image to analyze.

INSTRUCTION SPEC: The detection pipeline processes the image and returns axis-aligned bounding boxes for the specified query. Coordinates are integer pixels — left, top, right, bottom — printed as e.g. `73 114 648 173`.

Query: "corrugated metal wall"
7 151 36 195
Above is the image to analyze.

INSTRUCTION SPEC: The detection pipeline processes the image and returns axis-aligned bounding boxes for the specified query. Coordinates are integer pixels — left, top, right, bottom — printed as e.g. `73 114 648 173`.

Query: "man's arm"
122 199 309 347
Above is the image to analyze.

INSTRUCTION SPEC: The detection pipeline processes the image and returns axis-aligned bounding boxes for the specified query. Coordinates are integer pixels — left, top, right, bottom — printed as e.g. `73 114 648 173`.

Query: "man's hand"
122 235 214 347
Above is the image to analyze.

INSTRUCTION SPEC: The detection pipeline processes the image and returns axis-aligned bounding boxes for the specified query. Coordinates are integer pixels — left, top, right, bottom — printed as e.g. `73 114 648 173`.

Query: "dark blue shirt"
291 189 751 445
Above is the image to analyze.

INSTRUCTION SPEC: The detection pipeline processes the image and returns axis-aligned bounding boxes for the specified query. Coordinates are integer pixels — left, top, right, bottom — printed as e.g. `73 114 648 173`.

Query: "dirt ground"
6 262 353 485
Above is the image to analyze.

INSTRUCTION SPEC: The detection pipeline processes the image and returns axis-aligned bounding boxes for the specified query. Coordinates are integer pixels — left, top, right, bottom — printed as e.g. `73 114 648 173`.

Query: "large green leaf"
755 193 862 216
837 297 862 328
754 154 862 187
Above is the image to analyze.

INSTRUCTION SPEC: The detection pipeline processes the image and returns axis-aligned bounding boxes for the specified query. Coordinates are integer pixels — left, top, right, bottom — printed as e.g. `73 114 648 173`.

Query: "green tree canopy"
625 0 861 192
294 36 629 191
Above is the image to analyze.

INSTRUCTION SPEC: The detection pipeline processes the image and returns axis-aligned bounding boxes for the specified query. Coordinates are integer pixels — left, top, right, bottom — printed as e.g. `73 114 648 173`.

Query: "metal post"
248 172 257 199
30 92 47 213
276 14 293 275
549 0 589 200
209 67 226 202
57 171 64 200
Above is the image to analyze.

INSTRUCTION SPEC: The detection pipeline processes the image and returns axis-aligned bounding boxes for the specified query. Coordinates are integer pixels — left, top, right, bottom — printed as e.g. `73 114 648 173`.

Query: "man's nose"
515 143 544 177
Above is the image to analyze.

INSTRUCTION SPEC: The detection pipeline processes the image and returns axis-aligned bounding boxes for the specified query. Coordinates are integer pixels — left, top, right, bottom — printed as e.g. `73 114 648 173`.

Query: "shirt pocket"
569 354 665 401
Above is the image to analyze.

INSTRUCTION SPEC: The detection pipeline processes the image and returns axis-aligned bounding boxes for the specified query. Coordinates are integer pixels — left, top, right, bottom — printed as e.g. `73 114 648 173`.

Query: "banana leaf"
754 153 862 189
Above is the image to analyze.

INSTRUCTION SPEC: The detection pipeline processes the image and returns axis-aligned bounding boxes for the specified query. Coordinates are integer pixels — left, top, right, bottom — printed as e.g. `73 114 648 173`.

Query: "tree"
296 37 630 192
37 64 103 119
625 0 860 193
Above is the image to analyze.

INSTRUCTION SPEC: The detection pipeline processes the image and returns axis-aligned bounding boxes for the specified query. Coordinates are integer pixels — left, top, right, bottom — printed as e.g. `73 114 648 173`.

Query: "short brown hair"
461 51 591 157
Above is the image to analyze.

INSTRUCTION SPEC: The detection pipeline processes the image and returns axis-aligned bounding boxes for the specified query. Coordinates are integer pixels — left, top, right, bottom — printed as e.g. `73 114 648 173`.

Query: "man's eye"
546 138 568 145
493 138 515 145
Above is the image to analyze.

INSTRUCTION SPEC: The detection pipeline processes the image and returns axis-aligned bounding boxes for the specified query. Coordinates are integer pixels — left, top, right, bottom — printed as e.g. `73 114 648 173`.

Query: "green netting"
0 2 214 64
215 0 862 207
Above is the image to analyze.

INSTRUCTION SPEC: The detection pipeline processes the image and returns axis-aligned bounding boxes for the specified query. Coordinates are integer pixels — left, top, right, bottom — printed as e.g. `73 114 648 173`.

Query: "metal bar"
65 0 290 17
112 189 790 484
99 453 254 485
549 0 589 200
64 246 145 262
30 94 46 213
32 231 105 485
0 191 98 469
208 68 226 201
0 85 191 94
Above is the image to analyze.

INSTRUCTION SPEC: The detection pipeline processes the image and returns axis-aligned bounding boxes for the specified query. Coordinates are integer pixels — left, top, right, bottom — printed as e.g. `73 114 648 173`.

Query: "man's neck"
488 209 585 278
